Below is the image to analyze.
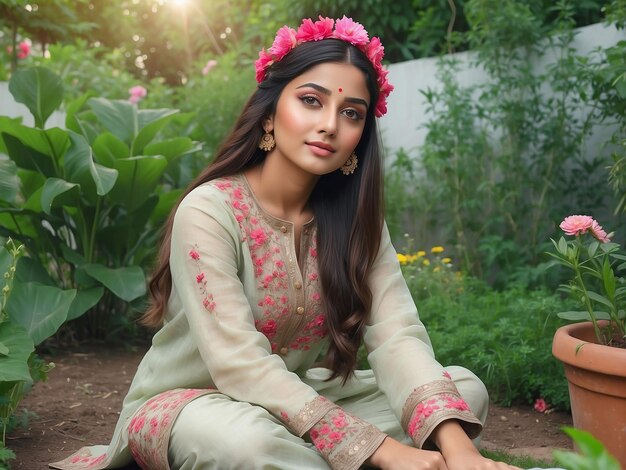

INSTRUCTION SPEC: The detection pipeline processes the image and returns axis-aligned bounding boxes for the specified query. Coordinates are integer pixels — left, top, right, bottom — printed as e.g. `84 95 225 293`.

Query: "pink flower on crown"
255 49 274 83
269 26 297 60
365 36 384 64
333 16 369 46
296 16 334 42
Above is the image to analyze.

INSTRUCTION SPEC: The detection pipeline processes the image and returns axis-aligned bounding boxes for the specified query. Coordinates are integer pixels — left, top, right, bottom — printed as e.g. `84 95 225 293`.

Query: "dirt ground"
7 344 573 469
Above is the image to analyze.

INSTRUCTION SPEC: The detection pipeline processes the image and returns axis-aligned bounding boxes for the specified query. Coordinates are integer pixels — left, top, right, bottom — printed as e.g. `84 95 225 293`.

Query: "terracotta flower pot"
552 321 626 467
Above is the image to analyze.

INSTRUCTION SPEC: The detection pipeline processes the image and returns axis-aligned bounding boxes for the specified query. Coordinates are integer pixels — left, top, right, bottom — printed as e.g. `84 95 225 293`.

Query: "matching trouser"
166 366 489 470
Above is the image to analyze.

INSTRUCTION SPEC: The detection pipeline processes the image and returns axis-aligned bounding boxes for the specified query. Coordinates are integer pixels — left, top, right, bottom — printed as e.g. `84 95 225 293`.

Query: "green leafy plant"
0 238 60 466
0 65 201 336
554 427 621 470
395 0 612 288
547 215 626 346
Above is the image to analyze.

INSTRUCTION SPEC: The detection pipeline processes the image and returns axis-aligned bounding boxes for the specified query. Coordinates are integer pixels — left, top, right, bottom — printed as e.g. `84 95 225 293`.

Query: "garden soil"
8 343 573 469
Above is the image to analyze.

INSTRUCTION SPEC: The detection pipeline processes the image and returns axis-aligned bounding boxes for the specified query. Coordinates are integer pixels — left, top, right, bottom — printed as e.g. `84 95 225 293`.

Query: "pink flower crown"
255 16 394 118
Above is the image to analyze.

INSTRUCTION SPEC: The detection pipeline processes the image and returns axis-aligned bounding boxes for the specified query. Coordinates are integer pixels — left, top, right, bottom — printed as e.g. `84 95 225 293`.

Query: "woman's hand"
432 420 522 470
443 450 522 470
368 436 449 469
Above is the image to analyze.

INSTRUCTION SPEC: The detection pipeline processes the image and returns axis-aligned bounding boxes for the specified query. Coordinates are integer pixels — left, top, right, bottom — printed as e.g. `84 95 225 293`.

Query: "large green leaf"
40 178 80 215
132 109 179 154
151 189 183 224
0 118 69 159
107 155 167 212
1 132 57 177
66 286 104 321
92 132 130 166
14 256 55 286
8 66 63 128
0 322 33 382
5 282 76 345
144 137 199 161
83 264 145 301
65 92 92 134
88 98 137 144
64 131 118 202
0 158 18 203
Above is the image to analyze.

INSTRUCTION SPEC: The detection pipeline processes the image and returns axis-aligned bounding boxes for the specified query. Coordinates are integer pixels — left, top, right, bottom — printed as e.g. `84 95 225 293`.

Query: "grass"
481 449 557 468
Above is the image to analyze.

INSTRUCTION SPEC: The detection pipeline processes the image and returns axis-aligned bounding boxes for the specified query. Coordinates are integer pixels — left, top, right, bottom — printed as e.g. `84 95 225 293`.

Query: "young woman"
52 17 523 470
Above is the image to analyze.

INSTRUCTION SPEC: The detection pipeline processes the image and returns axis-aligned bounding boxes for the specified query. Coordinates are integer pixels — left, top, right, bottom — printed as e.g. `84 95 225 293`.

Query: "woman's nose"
318 107 337 136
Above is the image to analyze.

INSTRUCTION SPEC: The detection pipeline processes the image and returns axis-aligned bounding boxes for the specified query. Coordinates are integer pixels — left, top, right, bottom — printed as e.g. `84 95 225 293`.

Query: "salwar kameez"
51 174 486 470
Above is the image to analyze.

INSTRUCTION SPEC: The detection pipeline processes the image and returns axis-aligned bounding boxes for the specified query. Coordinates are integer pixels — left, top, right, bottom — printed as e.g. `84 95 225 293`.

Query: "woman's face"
265 62 370 177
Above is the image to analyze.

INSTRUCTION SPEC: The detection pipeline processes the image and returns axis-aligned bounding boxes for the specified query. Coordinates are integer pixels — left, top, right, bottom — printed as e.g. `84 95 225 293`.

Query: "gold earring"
341 152 358 175
258 132 275 151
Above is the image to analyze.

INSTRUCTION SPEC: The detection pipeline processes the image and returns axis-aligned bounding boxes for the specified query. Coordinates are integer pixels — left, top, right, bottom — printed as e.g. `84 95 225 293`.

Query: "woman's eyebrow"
345 97 368 108
296 82 331 95
296 83 369 107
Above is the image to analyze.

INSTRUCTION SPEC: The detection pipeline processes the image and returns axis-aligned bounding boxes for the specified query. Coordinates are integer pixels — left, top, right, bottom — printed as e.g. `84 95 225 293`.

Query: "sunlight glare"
169 0 191 7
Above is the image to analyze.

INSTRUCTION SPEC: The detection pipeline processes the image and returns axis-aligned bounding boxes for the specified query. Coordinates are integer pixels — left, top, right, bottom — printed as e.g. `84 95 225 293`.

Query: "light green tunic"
50 174 485 470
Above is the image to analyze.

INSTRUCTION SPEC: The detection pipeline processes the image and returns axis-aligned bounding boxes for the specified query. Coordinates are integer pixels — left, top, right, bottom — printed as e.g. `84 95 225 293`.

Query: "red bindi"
338 87 343 93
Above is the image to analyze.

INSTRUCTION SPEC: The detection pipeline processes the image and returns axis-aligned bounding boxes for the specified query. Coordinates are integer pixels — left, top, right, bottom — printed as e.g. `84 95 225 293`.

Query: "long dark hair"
142 39 384 382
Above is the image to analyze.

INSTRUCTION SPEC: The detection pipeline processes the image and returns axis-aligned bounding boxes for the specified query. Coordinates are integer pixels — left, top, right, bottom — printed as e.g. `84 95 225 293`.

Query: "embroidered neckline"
237 173 316 230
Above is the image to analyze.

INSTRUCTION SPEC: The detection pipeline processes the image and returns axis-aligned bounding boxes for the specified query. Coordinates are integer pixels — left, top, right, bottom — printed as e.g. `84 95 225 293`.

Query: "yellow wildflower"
397 253 408 265
433 266 441 272
406 254 418 263
423 259 431 266
442 257 452 264
416 251 426 257
431 246 444 254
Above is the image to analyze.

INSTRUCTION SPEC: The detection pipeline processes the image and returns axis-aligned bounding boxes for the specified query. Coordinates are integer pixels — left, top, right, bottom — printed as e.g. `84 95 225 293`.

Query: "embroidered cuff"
309 407 387 470
282 395 337 437
401 380 482 449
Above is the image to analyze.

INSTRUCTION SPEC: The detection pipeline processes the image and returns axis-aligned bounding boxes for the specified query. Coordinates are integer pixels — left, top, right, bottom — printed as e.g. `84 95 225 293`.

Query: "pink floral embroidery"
408 399 440 437
213 176 328 352
189 245 216 313
442 370 451 380
127 389 214 470
308 406 382 464
444 396 470 411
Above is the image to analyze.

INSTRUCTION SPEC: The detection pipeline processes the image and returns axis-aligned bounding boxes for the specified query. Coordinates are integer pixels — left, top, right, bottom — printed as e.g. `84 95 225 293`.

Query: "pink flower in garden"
559 215 594 236
128 85 147 104
202 59 217 75
296 17 334 42
533 398 549 413
332 16 369 46
7 41 31 59
590 219 611 243
17 41 30 59
269 26 297 60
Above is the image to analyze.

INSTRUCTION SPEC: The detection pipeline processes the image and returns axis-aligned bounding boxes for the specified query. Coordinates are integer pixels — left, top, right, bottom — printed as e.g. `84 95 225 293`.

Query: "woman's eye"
301 96 320 106
342 109 363 121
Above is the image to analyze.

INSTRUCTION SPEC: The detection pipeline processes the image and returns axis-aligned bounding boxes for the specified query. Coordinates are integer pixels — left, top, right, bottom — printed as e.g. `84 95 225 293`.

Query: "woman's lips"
306 141 336 157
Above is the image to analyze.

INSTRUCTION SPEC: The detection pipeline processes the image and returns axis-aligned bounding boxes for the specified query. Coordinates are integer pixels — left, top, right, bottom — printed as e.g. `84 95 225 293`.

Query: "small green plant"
554 427 621 470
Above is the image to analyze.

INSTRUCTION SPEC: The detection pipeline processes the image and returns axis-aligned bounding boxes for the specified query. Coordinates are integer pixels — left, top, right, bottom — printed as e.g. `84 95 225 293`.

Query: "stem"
87 198 102 264
573 252 603 342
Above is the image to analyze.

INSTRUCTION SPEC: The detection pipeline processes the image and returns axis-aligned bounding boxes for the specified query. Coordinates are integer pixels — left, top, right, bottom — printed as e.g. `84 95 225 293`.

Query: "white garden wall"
378 22 626 157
